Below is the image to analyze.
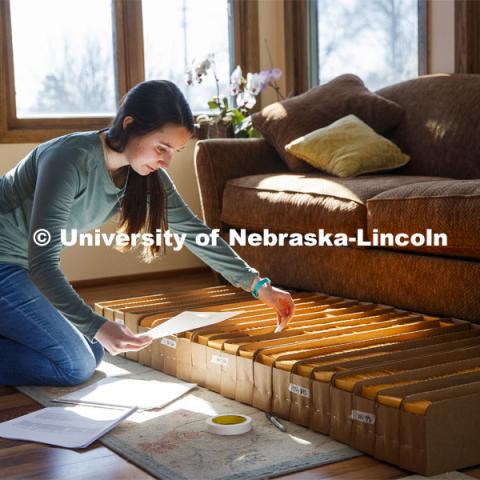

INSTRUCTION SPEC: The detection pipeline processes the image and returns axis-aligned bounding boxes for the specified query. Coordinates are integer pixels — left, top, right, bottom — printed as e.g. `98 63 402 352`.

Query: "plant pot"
193 120 235 140
207 122 234 139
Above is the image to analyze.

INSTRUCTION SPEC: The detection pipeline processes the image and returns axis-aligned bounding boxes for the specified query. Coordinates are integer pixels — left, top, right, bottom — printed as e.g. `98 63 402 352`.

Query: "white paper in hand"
137 310 244 340
274 321 287 333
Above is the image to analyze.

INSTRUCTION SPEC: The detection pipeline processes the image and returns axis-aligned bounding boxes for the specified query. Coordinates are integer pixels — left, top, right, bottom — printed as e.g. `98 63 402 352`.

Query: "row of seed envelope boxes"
96 288 480 475
94 285 253 360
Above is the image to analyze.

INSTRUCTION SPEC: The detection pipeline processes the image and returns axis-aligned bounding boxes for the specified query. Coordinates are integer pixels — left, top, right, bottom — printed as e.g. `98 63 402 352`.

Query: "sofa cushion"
376 74 480 179
251 74 404 173
367 180 480 259
221 174 449 237
284 114 410 177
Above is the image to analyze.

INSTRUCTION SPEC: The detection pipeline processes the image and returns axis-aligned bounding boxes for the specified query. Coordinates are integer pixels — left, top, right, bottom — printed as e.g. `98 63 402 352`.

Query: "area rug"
17 353 363 480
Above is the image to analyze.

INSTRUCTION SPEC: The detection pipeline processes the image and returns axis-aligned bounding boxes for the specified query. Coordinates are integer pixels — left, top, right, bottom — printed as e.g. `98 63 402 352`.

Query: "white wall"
0 0 456 281
258 0 287 107
430 0 455 73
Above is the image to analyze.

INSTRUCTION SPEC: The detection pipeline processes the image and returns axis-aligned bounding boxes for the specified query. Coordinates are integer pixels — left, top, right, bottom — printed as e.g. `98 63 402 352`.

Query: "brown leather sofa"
194 74 480 323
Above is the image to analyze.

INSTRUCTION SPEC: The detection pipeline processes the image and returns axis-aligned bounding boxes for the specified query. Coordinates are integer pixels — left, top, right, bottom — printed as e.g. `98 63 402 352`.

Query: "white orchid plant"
185 53 284 138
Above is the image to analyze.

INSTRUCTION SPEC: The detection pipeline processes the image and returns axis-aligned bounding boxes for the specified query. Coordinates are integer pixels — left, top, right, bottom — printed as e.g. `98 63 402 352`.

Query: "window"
10 0 117 118
284 0 428 95
315 0 421 91
143 0 233 114
0 0 255 143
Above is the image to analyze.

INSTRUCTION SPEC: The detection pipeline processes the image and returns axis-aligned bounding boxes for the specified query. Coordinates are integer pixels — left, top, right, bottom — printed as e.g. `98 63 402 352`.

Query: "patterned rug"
18 353 362 480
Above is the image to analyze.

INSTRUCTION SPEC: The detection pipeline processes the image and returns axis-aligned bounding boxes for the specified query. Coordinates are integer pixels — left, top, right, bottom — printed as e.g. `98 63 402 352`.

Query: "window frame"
455 0 480 73
0 0 259 143
284 0 430 96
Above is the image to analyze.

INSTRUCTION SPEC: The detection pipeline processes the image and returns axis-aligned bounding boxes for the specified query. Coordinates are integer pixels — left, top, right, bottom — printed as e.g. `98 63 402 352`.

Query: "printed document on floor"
0 404 136 448
53 376 197 410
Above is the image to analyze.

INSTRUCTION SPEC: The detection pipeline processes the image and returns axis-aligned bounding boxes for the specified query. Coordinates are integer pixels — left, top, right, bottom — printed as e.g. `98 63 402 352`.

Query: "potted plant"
185 53 284 139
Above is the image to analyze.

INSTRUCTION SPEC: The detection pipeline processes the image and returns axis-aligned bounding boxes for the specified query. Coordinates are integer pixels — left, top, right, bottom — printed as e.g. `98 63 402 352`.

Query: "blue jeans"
0 263 104 386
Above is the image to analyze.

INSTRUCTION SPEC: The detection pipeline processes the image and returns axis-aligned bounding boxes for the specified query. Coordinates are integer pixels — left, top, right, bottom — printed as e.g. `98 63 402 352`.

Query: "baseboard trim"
70 266 212 289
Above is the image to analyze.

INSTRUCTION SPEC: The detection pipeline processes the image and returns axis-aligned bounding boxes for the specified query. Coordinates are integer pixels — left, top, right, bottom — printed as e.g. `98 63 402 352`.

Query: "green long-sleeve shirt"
0 130 259 341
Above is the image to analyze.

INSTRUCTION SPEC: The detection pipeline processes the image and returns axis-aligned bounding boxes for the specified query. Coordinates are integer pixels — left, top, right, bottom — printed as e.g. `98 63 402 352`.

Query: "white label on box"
114 313 124 325
351 410 376 425
288 383 310 398
160 338 177 349
211 355 229 366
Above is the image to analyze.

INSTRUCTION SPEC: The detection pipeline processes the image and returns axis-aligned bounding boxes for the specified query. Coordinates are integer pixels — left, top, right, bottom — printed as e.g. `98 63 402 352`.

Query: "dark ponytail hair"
105 80 194 263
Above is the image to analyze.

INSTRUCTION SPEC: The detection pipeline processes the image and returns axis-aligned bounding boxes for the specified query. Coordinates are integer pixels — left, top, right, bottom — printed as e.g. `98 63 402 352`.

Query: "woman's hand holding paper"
94 321 153 355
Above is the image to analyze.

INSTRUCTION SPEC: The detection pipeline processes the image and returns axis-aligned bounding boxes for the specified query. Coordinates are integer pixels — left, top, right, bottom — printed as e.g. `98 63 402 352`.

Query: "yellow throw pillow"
284 114 410 177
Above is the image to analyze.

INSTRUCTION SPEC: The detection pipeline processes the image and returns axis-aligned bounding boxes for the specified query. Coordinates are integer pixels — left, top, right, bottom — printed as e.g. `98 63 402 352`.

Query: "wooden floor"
1 269 479 479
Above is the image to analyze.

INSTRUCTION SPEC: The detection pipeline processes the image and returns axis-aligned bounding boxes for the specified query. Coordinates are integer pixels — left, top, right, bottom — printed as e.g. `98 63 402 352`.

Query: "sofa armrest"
194 138 287 229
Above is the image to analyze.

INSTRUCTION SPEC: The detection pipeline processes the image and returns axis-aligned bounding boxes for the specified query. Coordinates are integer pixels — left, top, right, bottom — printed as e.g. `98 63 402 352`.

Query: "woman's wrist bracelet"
251 277 271 299
248 275 261 292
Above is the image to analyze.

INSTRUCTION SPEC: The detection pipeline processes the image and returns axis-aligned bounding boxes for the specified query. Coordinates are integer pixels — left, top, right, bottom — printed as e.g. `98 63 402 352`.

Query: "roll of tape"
206 414 252 435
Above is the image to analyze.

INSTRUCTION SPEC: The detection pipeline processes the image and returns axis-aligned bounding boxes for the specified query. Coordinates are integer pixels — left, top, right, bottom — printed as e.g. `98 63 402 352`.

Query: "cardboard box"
159 291 327 387
243 316 450 412
275 329 480 430
374 376 480 472
329 350 480 447
307 322 470 434
93 287 480 475
396 382 480 475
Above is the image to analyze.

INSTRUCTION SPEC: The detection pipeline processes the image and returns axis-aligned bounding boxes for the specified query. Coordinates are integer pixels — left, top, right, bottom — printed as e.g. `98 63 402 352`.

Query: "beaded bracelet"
251 277 271 299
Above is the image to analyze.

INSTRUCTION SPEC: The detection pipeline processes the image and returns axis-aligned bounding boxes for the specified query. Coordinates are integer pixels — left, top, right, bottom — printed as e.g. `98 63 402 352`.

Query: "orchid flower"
268 68 282 81
185 52 216 85
245 72 263 96
230 65 243 95
236 91 256 109
257 68 282 90
257 70 271 91
184 68 194 86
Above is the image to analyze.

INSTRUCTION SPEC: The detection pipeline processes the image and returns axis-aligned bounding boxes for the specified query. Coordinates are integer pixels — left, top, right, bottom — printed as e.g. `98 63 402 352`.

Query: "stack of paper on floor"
0 405 136 448
0 369 198 449
53 376 197 410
